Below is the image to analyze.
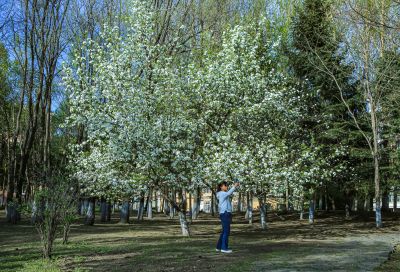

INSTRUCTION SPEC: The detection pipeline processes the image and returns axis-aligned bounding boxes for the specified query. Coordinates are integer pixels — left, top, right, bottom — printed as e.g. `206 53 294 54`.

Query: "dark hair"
217 181 228 192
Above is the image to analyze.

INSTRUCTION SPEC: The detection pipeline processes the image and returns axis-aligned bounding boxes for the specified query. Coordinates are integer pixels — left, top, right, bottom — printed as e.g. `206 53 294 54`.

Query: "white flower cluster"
63 8 340 202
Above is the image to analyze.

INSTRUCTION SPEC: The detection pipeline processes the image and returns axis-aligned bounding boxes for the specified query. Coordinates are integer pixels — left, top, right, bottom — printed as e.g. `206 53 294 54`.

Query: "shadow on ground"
0 210 399 271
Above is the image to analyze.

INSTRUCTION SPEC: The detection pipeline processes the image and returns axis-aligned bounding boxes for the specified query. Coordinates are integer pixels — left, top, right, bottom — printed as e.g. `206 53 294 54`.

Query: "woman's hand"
234 182 240 187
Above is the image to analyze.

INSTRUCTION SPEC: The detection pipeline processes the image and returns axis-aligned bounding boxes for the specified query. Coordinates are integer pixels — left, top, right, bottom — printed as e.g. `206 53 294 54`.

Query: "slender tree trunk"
106 201 111 221
330 196 336 211
309 190 315 224
285 179 290 211
309 199 314 224
179 189 190 236
77 199 82 216
84 198 95 225
137 194 145 221
325 185 329 211
300 191 305 220
364 194 369 212
374 152 382 227
318 190 323 211
147 188 153 219
169 190 175 219
345 190 350 219
246 192 253 224
382 188 389 212
100 197 107 222
353 196 358 212
154 190 159 213
211 189 215 216
237 192 242 212
82 198 89 215
62 223 71 245
188 192 192 222
371 97 382 227
245 192 249 219
120 200 130 224
259 195 267 230
192 186 201 219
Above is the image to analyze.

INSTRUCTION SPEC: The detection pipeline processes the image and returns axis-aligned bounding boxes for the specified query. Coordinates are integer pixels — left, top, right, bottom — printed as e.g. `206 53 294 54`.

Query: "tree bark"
137 194 145 221
191 186 201 219
106 201 112 221
237 192 242 212
100 197 107 222
147 188 153 218
245 192 253 224
84 197 95 225
300 191 305 220
258 195 267 230
309 199 314 224
120 200 130 224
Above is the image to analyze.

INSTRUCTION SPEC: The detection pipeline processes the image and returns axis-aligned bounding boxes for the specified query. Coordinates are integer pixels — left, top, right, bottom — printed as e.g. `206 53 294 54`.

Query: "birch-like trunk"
84 198 95 225
259 196 267 230
147 188 153 219
120 200 130 224
309 198 314 224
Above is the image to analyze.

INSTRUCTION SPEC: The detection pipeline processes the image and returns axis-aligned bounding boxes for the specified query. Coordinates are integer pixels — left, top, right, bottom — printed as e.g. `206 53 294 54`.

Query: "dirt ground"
0 210 399 272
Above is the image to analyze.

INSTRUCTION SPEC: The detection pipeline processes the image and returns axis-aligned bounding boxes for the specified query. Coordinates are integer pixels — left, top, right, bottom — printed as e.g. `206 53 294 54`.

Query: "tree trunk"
371 99 382 227
259 195 267 230
382 188 389 212
178 189 190 236
84 198 95 225
393 188 398 212
191 186 201 219
169 190 175 219
330 196 336 211
345 190 350 219
120 200 130 224
211 190 215 216
62 223 71 245
162 188 190 236
364 194 370 211
237 192 242 212
188 192 192 222
178 211 190 236
299 191 305 220
82 198 89 215
309 198 314 224
318 190 323 211
100 197 107 222
147 188 153 219
245 192 249 219
285 179 290 211
353 197 358 212
77 199 82 216
374 152 382 227
137 194 145 221
154 190 159 213
325 186 329 211
246 192 253 224
106 201 112 221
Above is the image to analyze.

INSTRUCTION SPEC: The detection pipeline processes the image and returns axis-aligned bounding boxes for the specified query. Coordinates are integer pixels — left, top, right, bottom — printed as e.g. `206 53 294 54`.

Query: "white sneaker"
221 249 232 253
215 249 221 252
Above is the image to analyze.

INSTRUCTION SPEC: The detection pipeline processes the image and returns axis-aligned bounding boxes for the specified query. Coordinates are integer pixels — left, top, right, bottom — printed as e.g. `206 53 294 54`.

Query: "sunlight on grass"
16 259 61 272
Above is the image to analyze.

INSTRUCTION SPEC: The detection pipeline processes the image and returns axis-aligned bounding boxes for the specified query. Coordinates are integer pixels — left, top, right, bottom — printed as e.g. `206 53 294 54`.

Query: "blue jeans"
216 212 232 250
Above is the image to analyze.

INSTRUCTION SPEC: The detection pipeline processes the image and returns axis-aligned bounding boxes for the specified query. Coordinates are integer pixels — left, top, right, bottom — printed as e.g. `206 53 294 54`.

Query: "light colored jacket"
217 186 236 214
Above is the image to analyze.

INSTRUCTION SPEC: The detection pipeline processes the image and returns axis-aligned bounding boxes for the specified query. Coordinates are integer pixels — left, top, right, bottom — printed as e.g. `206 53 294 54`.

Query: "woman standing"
216 181 240 253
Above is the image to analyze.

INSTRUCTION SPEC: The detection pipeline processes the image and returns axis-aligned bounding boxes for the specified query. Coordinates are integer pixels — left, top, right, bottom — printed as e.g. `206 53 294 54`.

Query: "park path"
244 232 400 272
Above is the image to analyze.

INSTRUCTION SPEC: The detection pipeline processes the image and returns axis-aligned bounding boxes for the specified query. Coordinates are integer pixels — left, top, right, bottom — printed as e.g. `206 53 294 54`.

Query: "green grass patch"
15 259 61 272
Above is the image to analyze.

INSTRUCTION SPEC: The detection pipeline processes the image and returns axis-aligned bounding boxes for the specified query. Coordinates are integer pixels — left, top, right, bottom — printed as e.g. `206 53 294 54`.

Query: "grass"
375 244 400 272
0 209 399 271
